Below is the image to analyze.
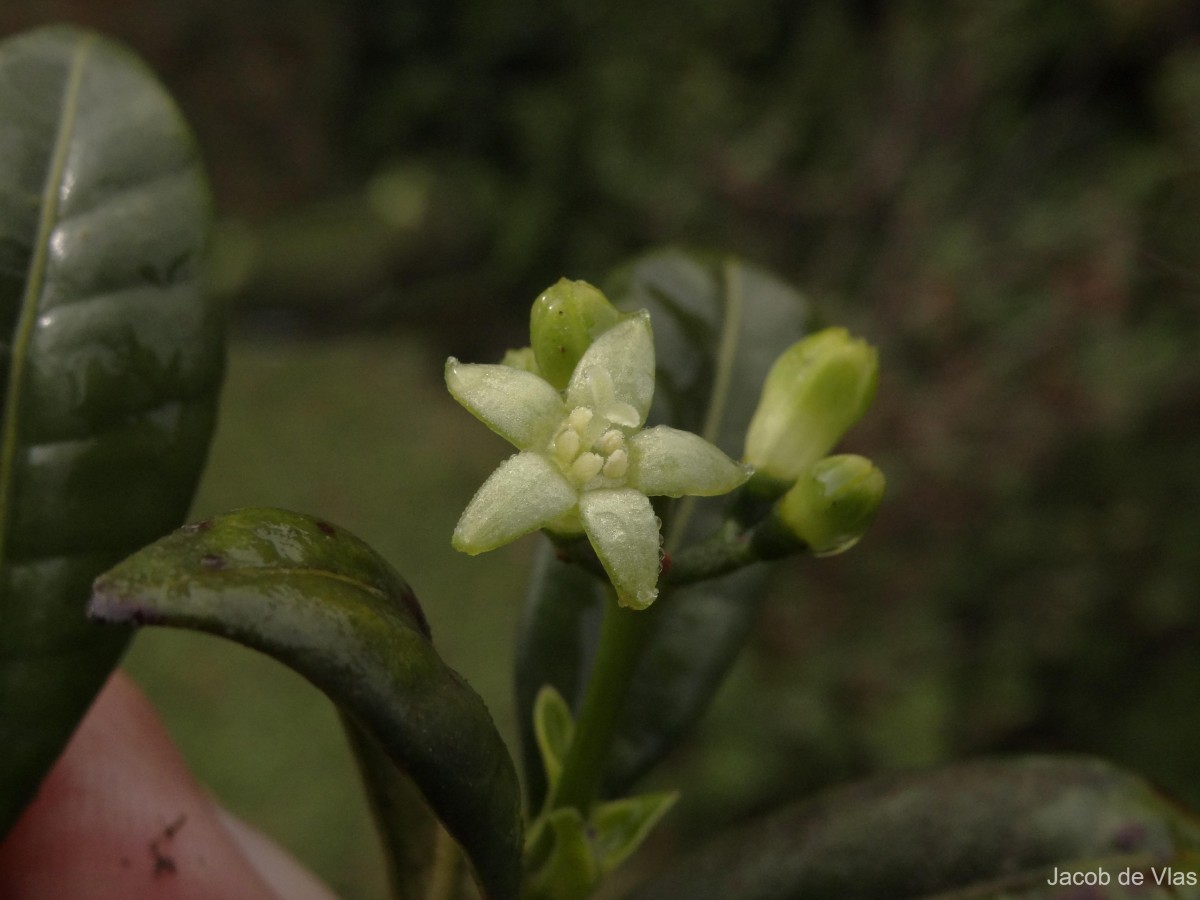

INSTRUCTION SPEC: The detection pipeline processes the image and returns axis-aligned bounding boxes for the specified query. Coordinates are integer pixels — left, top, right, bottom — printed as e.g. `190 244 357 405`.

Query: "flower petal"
446 359 565 449
579 488 661 610
453 452 577 554
628 426 752 498
566 313 655 425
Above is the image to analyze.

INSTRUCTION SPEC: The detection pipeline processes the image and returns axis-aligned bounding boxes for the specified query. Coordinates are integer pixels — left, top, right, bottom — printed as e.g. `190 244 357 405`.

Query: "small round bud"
743 328 879 483
530 279 623 389
776 454 885 555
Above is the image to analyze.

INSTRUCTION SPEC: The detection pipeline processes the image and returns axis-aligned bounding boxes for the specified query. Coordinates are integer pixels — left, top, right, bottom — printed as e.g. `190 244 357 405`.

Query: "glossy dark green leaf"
89 508 523 900
341 714 443 900
0 26 222 833
623 756 1200 900
515 250 814 804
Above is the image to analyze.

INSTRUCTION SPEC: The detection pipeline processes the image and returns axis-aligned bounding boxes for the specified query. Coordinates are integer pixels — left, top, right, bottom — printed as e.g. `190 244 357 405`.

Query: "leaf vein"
0 33 95 596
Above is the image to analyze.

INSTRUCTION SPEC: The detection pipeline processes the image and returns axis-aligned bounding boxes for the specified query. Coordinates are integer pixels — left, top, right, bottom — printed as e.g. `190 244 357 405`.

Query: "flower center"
551 406 630 487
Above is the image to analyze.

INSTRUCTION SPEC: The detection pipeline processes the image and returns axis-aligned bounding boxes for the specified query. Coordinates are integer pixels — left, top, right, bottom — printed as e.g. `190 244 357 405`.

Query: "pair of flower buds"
446 279 883 609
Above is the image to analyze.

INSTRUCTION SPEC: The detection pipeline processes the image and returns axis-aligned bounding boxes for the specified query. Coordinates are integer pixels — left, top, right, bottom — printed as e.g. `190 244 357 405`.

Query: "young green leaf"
523 785 677 898
623 756 1200 900
590 790 677 875
522 808 598 900
89 508 523 900
534 685 576 802
0 25 222 834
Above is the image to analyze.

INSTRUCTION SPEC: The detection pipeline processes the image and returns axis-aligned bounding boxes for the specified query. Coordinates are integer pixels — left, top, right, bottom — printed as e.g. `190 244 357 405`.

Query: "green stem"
664 535 757 587
665 511 806 587
551 592 651 812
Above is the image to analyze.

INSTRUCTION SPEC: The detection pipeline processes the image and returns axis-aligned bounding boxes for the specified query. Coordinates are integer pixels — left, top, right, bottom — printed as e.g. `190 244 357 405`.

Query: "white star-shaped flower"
447 312 750 609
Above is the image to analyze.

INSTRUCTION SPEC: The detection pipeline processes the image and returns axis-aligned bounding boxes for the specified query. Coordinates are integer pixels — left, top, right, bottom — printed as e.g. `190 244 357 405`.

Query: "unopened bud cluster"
743 327 884 555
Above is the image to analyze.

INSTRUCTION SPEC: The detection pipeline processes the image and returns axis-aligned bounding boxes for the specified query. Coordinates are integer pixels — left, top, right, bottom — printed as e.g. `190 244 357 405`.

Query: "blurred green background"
6 1 1200 897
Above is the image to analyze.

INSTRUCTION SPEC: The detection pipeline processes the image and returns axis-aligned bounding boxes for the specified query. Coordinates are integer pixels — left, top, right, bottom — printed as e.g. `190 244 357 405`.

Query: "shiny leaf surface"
0 25 221 832
89 508 523 900
342 715 442 900
623 756 1200 900
515 250 814 803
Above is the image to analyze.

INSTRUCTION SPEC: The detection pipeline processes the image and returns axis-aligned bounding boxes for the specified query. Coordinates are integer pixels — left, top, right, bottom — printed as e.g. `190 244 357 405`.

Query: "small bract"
447 301 750 609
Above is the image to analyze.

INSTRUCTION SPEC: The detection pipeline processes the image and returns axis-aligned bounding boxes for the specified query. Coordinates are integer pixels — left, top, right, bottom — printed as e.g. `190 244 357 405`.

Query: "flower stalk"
549 594 651 813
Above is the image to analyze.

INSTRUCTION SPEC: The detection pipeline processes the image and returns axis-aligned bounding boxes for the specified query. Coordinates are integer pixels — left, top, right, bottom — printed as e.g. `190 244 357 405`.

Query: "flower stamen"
571 452 605 483
554 428 581 464
602 448 628 479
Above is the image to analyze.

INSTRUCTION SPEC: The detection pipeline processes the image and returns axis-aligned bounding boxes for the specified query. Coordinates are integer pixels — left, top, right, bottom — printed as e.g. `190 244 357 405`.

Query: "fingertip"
0 671 335 900
218 809 340 900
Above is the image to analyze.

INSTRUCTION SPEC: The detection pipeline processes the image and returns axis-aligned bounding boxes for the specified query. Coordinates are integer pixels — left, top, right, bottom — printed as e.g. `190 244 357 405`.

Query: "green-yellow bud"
743 327 879 482
530 278 623 389
776 454 885 555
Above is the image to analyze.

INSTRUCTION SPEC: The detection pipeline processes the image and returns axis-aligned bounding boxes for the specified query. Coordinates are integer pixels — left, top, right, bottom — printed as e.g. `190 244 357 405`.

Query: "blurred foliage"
6 0 1200 896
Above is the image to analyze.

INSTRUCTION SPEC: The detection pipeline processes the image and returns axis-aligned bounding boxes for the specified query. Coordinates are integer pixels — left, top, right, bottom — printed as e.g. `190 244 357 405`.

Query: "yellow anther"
602 448 628 479
567 407 593 434
597 428 625 456
554 428 581 463
571 452 605 484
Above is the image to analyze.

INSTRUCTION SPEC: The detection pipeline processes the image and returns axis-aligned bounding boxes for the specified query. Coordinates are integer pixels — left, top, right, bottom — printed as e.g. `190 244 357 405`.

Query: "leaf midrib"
663 259 743 553
0 33 94 591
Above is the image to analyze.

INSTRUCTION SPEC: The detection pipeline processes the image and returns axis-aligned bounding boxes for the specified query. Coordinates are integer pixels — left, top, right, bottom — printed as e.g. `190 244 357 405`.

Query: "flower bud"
776 454 884 555
743 327 878 483
531 279 623 389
